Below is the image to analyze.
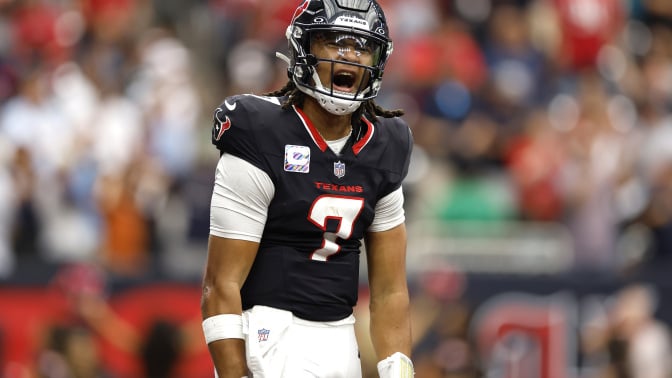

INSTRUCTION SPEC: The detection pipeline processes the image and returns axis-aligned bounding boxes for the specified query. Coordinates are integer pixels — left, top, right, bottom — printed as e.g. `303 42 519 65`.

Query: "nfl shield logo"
258 328 270 342
334 161 346 178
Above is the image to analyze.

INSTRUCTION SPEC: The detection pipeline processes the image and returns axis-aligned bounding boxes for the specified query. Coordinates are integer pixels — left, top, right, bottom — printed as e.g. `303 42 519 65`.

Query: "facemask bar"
307 59 377 101
303 29 384 101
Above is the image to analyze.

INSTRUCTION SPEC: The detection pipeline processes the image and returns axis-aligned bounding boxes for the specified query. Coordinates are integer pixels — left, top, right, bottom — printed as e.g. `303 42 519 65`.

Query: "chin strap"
377 352 415 378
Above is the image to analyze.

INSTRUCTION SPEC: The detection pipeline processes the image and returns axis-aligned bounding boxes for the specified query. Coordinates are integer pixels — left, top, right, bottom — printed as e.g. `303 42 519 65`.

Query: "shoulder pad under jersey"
211 94 284 168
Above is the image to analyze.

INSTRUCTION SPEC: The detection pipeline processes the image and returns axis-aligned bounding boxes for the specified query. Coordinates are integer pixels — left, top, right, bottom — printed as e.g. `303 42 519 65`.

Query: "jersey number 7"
308 195 365 261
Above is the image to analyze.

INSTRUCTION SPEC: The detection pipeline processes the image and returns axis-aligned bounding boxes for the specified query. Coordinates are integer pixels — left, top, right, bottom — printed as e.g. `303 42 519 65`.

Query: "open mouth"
332 70 358 93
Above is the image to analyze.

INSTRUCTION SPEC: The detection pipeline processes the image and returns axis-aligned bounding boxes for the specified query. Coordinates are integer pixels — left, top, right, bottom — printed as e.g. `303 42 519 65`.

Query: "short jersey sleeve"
211 95 266 171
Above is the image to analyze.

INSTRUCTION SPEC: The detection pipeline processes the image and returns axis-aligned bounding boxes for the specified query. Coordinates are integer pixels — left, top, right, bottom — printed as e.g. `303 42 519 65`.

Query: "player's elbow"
369 289 410 314
200 278 243 318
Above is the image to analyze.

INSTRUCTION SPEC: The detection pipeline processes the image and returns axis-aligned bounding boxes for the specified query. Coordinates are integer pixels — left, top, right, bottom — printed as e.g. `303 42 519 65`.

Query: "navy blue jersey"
211 94 413 321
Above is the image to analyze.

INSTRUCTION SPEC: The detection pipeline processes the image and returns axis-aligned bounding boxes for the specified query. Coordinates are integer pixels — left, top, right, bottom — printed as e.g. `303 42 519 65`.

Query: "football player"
201 0 414 377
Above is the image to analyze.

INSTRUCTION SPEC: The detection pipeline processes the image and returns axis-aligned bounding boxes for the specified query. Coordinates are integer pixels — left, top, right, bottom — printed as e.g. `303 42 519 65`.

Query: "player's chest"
276 148 380 199
269 167 378 238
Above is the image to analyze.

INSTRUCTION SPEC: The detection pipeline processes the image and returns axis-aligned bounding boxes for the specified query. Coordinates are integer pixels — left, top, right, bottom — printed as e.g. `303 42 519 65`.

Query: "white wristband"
377 352 414 378
202 314 244 343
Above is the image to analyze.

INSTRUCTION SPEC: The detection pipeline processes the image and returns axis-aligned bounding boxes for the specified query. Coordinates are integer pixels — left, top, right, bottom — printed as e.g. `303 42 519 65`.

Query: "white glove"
376 352 414 378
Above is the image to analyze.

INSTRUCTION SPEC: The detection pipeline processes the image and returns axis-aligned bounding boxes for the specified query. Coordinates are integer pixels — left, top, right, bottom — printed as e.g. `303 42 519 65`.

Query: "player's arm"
202 236 257 377
365 187 414 376
201 153 274 378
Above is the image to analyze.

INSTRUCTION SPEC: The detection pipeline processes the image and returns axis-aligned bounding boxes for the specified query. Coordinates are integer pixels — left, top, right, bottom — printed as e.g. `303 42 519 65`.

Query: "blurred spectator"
140 320 181 378
80 0 144 46
608 283 672 378
428 111 517 222
8 147 40 258
0 62 73 182
36 324 109 378
0 61 90 266
482 4 547 108
503 109 565 221
410 263 480 377
384 0 441 43
395 16 486 93
94 164 151 278
578 294 613 377
558 71 630 271
10 0 69 67
626 27 672 275
49 263 207 378
130 27 201 179
552 0 625 70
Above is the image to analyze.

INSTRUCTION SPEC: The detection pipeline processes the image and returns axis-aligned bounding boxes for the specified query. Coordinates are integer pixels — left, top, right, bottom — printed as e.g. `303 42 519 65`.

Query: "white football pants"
242 305 362 378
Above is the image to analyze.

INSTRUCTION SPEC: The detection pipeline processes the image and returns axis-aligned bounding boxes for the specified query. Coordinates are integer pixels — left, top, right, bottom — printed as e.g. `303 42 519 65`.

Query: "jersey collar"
293 105 375 156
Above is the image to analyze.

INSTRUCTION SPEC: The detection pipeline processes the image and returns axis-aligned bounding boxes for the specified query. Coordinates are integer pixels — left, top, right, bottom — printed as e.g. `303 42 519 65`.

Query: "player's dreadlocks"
264 80 404 122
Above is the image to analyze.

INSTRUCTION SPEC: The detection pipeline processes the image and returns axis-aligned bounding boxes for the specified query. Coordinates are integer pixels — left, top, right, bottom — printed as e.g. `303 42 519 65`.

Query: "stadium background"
1 0 672 377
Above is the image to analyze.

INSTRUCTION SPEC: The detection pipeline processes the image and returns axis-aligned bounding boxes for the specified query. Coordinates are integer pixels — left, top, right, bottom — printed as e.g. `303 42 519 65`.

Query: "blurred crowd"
2 0 672 376
2 0 672 280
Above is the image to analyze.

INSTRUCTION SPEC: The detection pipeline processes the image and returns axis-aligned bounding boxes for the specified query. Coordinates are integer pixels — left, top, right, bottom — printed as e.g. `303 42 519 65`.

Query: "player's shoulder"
215 94 284 121
212 94 286 145
376 115 410 133
363 115 413 186
372 115 413 148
